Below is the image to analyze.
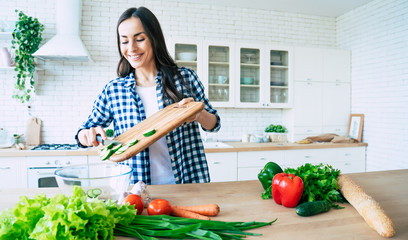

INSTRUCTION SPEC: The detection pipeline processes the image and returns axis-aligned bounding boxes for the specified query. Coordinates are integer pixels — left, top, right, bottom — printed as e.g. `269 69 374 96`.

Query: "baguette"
337 175 396 238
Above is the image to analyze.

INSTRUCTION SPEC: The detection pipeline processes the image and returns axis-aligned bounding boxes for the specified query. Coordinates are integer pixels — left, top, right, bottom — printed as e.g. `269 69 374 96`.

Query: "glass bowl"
55 163 132 202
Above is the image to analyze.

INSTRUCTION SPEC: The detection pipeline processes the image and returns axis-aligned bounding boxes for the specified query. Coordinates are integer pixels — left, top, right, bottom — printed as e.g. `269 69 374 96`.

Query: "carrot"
172 204 220 216
170 206 210 220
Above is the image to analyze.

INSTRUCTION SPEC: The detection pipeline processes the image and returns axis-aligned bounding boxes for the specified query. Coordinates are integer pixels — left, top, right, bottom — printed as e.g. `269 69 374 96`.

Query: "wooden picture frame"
348 114 364 142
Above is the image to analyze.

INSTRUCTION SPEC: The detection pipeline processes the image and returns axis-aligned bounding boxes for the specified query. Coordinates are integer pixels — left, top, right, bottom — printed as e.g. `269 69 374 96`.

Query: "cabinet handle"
259 157 267 161
212 161 221 165
304 156 312 158
0 167 11 170
345 162 351 166
345 153 351 156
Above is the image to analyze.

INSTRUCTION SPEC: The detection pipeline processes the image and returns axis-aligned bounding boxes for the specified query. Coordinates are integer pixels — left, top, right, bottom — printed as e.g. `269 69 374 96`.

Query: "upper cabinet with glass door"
235 44 293 108
203 41 235 107
267 46 293 107
167 38 204 84
236 45 262 108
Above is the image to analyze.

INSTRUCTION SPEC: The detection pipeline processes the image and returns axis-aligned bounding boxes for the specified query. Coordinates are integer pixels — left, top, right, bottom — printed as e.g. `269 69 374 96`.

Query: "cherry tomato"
122 194 144 215
147 199 172 215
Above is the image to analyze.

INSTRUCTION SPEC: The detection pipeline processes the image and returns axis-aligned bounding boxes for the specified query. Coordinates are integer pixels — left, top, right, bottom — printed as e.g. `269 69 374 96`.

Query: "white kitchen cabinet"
322 82 351 133
203 40 236 108
323 49 351 83
237 151 285 181
284 147 366 173
167 38 204 85
234 43 293 108
284 47 351 142
169 38 293 108
0 157 24 189
293 81 323 127
293 47 323 82
206 152 237 182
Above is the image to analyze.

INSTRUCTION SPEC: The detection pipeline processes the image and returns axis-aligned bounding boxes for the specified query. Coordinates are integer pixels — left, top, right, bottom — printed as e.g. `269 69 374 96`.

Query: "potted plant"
265 124 288 143
11 10 44 104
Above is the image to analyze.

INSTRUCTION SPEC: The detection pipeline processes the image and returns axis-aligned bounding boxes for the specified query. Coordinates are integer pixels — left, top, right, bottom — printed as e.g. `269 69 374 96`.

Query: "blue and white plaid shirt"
77 67 221 184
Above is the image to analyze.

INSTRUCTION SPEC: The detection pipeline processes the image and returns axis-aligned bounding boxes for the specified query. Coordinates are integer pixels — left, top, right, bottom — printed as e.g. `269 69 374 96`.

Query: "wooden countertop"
0 169 406 239
205 141 368 153
0 142 367 157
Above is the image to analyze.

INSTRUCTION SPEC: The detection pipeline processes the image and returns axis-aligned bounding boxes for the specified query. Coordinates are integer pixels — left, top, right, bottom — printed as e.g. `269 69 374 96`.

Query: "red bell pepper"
272 172 304 208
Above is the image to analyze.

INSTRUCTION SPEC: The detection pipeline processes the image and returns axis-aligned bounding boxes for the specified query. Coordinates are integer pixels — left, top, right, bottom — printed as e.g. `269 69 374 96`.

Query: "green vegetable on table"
0 186 277 240
0 186 135 240
258 162 283 199
284 163 345 208
295 200 332 217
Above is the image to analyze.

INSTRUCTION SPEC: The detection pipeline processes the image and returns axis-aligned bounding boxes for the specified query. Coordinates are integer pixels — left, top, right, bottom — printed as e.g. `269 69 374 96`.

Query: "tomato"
122 194 144 215
147 199 172 215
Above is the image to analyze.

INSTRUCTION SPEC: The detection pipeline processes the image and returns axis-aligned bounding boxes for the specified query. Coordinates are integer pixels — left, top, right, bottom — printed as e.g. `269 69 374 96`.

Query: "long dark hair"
116 7 184 103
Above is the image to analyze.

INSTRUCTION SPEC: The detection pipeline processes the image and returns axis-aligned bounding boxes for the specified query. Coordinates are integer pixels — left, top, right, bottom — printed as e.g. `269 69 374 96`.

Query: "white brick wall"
0 0 336 144
337 0 408 171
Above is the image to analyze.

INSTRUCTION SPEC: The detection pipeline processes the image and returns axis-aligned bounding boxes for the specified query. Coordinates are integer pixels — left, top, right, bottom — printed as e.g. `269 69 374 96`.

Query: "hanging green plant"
11 10 44 103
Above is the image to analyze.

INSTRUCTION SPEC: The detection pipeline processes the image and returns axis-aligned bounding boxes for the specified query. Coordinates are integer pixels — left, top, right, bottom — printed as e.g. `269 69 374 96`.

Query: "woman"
75 7 220 185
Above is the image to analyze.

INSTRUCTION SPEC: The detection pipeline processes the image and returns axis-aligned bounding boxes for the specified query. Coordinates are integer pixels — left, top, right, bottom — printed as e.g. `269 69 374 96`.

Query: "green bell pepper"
257 162 283 199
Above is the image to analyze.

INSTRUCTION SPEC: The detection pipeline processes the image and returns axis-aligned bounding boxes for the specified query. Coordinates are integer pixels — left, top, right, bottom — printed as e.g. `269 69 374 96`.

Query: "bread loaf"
338 175 396 238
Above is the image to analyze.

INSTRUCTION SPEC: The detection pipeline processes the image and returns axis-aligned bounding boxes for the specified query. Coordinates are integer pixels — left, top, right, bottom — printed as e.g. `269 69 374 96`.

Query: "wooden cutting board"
105 101 204 162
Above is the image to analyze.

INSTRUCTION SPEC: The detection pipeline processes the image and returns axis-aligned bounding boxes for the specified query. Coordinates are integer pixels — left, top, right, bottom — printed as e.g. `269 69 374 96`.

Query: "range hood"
33 0 92 62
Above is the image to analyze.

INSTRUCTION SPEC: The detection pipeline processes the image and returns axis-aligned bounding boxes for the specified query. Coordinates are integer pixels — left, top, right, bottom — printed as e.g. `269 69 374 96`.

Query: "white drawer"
206 152 237 182
285 148 331 165
237 151 285 168
330 160 365 174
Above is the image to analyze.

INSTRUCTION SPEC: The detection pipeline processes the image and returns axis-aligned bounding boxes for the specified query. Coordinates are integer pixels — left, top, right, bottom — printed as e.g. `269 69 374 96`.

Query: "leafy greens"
285 163 344 206
0 186 136 240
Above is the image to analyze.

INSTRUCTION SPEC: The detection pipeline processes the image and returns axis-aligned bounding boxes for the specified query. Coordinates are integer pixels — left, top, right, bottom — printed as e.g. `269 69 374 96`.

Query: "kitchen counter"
0 169 406 239
0 142 367 157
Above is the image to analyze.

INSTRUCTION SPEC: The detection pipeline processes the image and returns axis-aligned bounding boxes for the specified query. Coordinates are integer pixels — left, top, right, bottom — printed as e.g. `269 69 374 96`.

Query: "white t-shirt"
135 85 175 185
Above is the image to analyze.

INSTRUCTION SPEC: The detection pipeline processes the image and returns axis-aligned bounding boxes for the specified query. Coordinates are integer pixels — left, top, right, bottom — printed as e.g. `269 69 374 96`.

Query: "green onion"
114 214 277 239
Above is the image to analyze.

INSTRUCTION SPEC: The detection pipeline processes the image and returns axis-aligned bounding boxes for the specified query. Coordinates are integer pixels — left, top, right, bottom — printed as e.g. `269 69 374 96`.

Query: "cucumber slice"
100 148 114 161
106 142 114 149
111 143 122 152
115 144 129 155
87 188 102 198
127 138 138 147
143 128 156 137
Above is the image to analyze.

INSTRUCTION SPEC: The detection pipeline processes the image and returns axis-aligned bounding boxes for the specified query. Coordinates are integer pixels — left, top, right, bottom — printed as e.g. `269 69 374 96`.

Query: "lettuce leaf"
0 186 136 240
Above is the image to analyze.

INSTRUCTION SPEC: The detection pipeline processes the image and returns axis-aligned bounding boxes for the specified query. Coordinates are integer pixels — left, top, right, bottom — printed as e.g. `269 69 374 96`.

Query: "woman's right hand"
77 126 107 147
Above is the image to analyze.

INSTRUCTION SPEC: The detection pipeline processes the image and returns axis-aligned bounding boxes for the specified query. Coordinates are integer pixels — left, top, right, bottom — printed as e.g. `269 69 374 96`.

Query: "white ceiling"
178 0 374 17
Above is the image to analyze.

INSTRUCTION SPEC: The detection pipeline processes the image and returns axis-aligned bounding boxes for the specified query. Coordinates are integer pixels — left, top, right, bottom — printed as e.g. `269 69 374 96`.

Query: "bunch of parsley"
285 163 345 207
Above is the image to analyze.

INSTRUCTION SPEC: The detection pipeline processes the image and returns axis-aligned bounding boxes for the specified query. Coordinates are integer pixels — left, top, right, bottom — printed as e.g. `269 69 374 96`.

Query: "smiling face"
118 17 155 71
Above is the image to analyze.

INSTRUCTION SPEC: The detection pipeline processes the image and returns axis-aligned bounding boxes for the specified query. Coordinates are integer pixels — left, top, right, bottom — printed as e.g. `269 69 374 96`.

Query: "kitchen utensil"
177 52 197 61
26 117 41 146
106 101 204 162
243 53 256 63
217 75 227 84
0 128 14 148
240 77 254 85
55 163 132 202
96 135 122 146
